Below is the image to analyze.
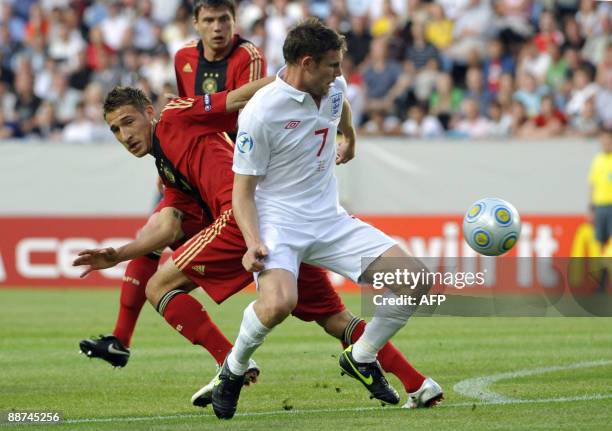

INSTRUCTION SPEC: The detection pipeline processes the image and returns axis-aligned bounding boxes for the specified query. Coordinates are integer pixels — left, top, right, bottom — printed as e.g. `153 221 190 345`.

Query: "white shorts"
257 214 396 282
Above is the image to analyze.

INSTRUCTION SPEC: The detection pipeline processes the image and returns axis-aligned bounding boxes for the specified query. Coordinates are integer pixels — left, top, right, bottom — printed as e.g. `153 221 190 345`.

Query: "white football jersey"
233 71 348 224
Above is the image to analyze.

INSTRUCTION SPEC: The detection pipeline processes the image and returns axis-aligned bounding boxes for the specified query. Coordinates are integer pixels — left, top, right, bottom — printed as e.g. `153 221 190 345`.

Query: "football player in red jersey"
78 0 264 370
175 0 264 100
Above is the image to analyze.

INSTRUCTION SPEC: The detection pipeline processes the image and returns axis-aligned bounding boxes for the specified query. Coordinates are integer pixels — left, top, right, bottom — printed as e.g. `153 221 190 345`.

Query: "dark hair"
283 18 346 65
103 86 151 119
193 0 236 19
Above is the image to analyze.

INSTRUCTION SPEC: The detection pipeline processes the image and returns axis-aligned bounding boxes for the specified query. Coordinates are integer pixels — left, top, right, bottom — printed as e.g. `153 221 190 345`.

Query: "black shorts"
594 205 612 244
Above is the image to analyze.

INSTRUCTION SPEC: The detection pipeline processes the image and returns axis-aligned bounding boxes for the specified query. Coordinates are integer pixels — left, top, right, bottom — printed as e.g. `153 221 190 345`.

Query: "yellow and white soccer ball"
463 198 521 256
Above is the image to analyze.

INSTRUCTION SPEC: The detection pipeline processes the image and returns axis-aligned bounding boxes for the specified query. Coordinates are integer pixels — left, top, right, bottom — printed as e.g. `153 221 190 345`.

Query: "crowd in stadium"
0 0 610 141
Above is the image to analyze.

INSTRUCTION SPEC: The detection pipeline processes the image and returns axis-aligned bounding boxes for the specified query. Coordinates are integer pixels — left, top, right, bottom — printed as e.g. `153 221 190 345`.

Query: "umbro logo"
285 120 301 129
192 264 206 275
183 63 193 73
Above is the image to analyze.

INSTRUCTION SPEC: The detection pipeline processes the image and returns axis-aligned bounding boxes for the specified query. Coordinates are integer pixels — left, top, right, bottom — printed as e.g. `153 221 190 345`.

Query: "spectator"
405 20 439 71
464 67 493 115
571 96 600 137
360 110 401 136
453 97 492 138
342 56 366 127
424 3 454 52
413 57 440 103
561 16 585 51
48 10 85 65
163 9 195 58
513 71 546 117
487 100 513 137
86 26 114 72
483 38 516 94
519 94 566 137
118 49 142 88
430 72 464 130
265 0 303 74
62 100 110 142
400 103 444 138
100 0 131 52
494 0 533 49
24 3 49 43
90 49 121 95
546 43 569 93
517 40 551 84
344 14 372 66
496 72 516 109
127 0 159 53
576 0 599 38
69 50 93 91
508 98 529 135
448 0 493 63
595 47 612 128
362 37 403 118
11 71 41 135
533 10 564 54
369 0 400 38
30 101 62 140
46 71 82 125
566 66 598 118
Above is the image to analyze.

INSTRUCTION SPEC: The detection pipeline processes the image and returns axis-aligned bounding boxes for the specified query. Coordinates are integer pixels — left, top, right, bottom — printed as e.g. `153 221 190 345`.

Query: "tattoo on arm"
172 209 184 221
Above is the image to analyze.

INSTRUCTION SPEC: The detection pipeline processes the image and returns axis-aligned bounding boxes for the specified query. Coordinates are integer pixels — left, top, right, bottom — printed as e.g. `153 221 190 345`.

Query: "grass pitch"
1 288 611 430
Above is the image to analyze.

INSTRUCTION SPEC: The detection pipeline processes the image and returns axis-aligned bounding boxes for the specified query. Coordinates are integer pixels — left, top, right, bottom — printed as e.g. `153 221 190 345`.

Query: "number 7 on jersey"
314 128 329 157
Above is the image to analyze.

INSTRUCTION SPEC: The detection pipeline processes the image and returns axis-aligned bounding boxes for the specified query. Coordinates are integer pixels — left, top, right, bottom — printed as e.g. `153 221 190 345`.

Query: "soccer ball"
462 198 521 256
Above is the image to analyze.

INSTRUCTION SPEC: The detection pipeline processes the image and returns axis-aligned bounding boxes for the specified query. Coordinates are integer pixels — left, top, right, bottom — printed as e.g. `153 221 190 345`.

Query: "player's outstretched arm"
337 98 356 165
72 207 184 277
232 173 268 272
226 76 274 113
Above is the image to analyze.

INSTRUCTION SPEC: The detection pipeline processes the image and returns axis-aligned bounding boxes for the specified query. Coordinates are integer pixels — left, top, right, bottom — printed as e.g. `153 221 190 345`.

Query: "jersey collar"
275 66 306 103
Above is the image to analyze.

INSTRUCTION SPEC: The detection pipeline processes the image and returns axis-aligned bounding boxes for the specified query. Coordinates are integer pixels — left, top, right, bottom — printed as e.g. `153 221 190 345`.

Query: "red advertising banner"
0 217 144 287
0 215 595 290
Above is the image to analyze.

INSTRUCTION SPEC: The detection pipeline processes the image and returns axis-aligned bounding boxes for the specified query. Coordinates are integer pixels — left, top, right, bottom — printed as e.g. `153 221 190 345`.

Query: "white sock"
227 301 271 375
352 291 415 363
352 316 403 363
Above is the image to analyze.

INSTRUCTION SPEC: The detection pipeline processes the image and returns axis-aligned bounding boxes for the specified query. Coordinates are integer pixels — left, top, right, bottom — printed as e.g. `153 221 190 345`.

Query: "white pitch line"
453 359 612 403
62 393 612 425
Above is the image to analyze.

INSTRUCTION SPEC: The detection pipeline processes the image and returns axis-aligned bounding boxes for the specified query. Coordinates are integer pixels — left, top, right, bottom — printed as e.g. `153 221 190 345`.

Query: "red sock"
345 319 425 393
161 292 232 365
112 256 159 347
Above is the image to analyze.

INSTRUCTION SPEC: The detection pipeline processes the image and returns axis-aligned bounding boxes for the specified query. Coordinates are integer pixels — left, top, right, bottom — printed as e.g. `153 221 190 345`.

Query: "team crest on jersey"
330 93 342 118
182 63 193 73
236 131 254 154
284 120 301 129
202 72 219 94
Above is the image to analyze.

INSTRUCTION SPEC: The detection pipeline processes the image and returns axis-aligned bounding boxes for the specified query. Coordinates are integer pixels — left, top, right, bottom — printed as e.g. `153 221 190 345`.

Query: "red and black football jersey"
174 35 265 135
175 35 265 97
152 92 236 220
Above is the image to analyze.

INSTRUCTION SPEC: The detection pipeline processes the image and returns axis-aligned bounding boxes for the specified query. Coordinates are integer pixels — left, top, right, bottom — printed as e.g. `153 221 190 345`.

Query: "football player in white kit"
211 18 442 419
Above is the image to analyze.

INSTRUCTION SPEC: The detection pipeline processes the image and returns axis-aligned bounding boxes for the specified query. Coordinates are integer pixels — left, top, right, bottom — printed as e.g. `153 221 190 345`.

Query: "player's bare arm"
226 76 274 112
336 98 356 165
73 207 185 277
232 173 268 272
